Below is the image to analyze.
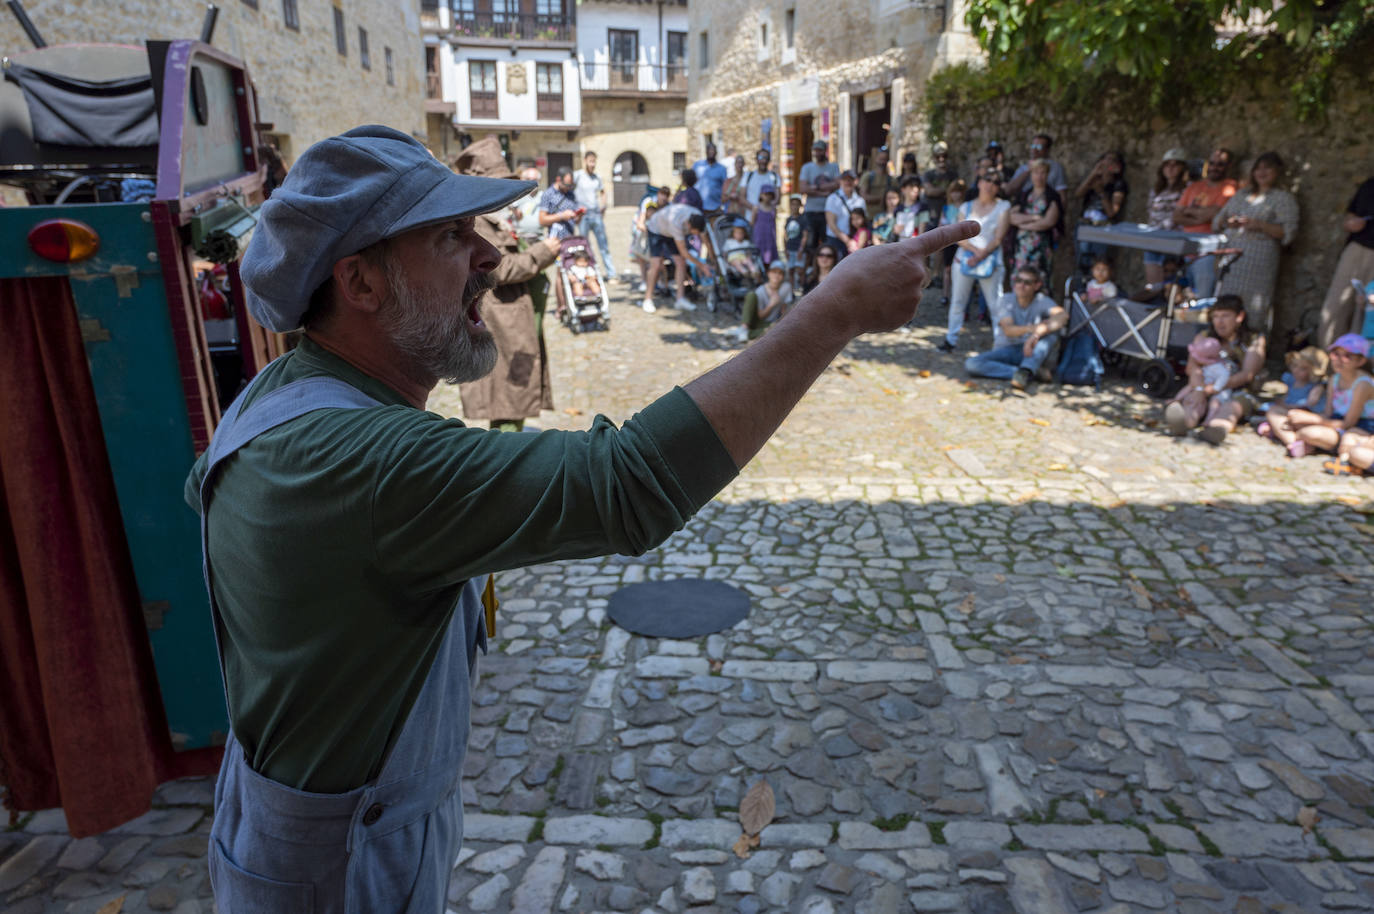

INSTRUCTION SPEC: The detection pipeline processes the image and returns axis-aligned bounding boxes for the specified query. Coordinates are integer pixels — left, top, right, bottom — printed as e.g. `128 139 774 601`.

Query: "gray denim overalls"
198 375 487 913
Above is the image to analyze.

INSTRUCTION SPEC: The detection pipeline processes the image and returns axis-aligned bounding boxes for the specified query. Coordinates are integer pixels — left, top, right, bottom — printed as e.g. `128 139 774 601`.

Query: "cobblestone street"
3 211 1373 913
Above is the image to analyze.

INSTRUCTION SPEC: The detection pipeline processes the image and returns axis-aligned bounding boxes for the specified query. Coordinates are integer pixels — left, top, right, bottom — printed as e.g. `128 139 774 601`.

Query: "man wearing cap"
451 137 563 432
921 141 960 209
187 124 975 913
824 169 866 256
799 139 840 260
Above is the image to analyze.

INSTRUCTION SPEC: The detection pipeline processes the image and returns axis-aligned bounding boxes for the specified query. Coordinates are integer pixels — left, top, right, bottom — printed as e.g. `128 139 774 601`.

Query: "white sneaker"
675 297 696 311
725 326 749 342
641 299 656 313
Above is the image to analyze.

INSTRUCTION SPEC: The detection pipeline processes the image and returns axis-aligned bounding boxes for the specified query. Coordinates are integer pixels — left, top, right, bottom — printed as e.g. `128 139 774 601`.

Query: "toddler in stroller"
721 222 764 284
556 237 611 333
569 251 601 298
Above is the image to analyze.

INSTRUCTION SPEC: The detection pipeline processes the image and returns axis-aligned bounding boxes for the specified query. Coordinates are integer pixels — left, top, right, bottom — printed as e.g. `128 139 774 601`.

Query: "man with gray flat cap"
188 123 976 913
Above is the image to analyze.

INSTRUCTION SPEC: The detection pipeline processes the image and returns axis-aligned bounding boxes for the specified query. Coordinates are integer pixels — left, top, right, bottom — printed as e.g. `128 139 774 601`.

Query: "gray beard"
378 261 498 385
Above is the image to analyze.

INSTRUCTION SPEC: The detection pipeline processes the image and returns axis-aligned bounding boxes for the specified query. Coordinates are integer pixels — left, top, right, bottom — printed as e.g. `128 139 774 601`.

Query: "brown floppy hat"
451 136 517 179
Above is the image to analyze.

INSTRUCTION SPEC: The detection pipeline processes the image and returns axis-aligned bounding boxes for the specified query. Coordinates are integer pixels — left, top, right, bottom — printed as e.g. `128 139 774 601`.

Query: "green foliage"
938 0 1374 124
872 812 913 831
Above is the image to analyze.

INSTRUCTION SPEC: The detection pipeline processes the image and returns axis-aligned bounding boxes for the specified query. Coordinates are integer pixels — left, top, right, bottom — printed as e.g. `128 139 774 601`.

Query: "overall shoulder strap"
205 376 385 476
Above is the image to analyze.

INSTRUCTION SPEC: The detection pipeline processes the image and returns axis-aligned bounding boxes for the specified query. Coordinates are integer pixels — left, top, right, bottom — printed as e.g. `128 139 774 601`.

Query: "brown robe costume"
453 138 559 420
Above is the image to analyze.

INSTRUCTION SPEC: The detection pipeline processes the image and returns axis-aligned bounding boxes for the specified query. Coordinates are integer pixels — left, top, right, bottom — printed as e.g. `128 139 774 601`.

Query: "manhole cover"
606 578 750 638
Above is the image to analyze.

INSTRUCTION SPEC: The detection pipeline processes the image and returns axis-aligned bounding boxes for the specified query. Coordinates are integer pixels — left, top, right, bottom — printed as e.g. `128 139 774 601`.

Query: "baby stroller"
1068 224 1240 398
556 236 611 333
705 214 762 315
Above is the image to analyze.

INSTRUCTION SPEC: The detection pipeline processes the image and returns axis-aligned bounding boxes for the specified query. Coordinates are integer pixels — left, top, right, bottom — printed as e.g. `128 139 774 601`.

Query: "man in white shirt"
643 202 715 313
572 151 616 280
824 170 866 256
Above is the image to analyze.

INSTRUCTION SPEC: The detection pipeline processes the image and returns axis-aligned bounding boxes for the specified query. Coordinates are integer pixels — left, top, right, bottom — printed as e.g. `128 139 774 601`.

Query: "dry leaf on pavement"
732 832 760 859
739 779 776 836
1298 806 1319 834
957 594 976 615
95 896 126 914
1029 417 1051 426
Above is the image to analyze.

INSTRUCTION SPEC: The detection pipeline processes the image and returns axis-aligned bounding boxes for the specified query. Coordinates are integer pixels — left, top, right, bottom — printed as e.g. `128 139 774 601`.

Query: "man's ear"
332 254 388 315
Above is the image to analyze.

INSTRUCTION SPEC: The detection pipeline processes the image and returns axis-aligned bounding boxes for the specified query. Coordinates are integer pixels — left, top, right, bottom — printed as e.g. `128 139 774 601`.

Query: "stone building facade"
685 0 981 190
0 0 427 162
424 0 687 199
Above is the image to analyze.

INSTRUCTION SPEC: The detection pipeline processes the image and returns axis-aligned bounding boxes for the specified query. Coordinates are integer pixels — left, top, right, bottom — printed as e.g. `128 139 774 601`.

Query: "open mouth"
466 299 484 329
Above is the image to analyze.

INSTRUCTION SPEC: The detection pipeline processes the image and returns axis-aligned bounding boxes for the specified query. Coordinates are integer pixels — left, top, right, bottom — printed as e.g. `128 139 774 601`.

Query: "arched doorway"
612 150 650 207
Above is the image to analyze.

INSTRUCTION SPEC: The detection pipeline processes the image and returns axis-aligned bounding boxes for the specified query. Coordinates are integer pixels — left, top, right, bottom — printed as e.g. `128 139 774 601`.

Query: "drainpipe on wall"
657 0 664 91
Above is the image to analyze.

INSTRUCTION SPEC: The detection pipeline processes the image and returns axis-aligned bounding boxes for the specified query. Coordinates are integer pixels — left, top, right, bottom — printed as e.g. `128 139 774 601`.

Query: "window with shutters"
469 61 498 118
536 62 563 120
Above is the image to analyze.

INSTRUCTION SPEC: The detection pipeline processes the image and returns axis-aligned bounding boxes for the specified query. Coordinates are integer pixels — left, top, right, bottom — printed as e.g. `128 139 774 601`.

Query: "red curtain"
0 276 218 837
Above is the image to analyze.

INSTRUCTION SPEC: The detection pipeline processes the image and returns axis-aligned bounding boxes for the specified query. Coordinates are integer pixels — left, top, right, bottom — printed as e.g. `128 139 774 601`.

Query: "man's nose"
472 234 501 273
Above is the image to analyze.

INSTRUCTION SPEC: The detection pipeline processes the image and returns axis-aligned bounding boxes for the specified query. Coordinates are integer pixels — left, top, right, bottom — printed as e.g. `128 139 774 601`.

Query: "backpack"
1055 327 1104 388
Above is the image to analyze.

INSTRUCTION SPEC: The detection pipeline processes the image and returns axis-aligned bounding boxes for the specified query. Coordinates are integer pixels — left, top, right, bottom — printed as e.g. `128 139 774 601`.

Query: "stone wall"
0 0 426 160
934 71 1374 343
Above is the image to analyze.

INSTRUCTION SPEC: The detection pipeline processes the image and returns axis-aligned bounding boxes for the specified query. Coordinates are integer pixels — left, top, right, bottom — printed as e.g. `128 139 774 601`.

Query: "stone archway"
612 150 650 206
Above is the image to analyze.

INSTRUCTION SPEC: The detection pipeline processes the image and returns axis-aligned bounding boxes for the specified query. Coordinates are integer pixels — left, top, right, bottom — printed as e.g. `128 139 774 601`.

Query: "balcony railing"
452 12 573 43
580 62 688 94
426 72 442 98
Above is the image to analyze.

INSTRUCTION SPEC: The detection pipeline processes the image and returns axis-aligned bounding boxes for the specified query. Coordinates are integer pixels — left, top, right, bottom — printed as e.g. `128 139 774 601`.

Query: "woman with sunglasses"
804 242 841 294
938 170 1011 351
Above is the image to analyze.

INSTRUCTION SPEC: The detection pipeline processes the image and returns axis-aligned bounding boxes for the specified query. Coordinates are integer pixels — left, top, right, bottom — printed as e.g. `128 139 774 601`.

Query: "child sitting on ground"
721 224 762 283
1257 346 1328 443
1085 258 1119 303
568 251 601 298
1281 334 1374 459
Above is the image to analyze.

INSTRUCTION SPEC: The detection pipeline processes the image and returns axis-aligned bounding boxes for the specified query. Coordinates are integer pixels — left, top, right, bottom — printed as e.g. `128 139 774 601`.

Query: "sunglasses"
1013 277 1038 285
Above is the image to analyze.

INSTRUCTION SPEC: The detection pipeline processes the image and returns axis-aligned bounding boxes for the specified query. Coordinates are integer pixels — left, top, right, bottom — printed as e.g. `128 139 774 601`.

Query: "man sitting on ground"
965 265 1066 390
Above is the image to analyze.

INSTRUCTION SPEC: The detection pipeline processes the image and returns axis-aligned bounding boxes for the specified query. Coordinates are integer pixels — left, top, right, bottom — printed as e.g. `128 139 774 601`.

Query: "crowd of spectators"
524 136 1373 461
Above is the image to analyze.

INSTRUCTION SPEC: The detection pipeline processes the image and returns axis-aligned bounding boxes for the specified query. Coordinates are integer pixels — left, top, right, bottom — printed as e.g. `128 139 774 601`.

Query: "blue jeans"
965 338 1057 380
578 212 616 277
1187 254 1217 298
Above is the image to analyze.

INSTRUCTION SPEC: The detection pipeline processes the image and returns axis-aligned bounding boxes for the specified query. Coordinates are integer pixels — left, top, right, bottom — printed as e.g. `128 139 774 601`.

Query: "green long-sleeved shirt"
186 338 735 792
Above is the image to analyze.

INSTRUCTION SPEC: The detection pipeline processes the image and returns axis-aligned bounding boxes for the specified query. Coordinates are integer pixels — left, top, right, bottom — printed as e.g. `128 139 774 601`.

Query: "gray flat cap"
241 125 534 332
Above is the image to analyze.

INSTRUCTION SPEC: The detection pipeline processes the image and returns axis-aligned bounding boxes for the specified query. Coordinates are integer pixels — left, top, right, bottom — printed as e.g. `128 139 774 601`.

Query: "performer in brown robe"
452 137 561 430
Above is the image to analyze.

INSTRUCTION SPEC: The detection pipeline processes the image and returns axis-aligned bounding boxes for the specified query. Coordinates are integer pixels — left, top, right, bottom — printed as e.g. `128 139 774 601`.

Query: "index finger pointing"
902 221 980 257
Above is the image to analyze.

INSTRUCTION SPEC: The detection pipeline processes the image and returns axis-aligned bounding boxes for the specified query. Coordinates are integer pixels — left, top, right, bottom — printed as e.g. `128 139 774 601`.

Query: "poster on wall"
820 107 830 141
761 117 772 153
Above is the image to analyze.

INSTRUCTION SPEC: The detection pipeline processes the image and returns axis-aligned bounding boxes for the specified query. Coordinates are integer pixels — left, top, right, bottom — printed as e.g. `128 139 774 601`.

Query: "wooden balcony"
450 12 574 49
580 62 687 99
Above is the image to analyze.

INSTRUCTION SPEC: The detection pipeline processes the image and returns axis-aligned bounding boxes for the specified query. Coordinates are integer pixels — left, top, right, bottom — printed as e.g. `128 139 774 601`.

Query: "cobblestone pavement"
4 209 1373 913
